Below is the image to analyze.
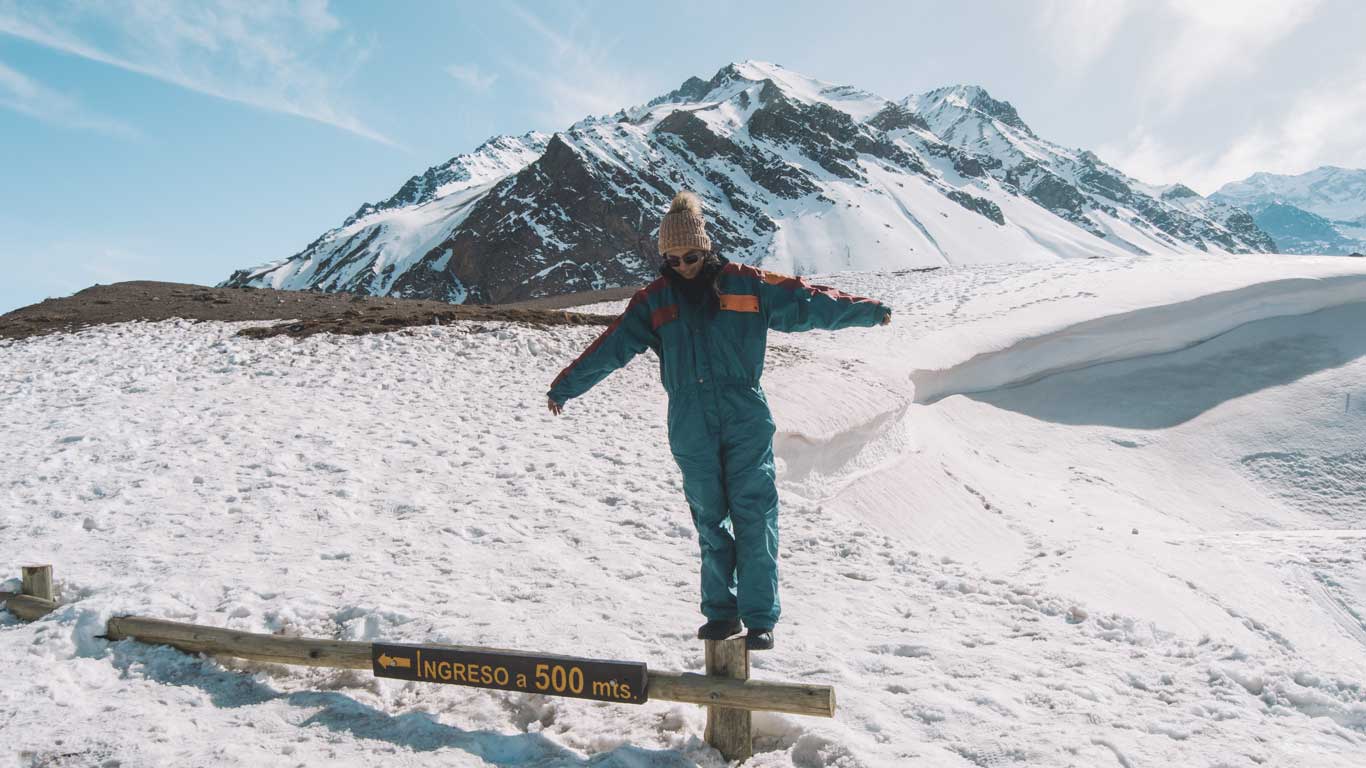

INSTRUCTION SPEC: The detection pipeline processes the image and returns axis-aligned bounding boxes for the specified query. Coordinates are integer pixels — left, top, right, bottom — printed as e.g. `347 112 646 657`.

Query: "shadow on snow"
108 642 697 767
965 302 1366 430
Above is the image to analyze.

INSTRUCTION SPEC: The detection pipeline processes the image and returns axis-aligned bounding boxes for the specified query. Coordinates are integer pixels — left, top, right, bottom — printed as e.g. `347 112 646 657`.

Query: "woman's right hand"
547 397 564 416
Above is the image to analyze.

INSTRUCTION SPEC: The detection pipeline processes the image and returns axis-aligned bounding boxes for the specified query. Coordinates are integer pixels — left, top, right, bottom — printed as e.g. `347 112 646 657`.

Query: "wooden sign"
371 642 648 704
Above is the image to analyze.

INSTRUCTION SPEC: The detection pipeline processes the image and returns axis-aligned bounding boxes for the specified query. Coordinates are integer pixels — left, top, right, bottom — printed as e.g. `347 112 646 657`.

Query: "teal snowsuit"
548 259 890 629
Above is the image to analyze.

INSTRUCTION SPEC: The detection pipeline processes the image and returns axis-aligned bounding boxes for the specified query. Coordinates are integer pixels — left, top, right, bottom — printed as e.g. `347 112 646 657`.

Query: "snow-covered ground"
4 253 1366 767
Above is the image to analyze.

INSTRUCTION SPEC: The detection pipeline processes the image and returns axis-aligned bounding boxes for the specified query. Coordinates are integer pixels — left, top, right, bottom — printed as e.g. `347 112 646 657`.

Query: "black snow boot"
745 628 775 651
696 618 743 641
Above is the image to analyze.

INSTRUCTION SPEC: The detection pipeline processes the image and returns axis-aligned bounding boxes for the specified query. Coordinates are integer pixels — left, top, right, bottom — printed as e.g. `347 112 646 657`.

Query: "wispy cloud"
0 0 397 147
1034 0 1137 74
502 1 653 127
1034 0 1320 113
447 63 497 92
0 57 137 136
1099 58 1366 193
1141 0 1321 113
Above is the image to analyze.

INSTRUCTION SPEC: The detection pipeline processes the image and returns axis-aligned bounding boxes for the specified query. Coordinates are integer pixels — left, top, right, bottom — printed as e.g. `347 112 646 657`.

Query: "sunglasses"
664 250 708 267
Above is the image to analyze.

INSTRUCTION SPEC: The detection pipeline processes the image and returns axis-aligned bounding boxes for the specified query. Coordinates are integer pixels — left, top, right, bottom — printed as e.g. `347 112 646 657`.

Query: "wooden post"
22 565 53 601
3 565 58 621
704 638 752 762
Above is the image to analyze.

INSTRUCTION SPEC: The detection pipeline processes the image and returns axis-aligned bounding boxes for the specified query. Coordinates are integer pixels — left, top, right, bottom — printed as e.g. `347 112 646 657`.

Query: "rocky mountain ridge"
1212 166 1366 255
224 61 1277 304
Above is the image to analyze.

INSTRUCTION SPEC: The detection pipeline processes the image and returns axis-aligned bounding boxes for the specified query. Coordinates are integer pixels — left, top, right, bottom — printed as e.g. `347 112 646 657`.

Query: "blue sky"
3 0 1365 313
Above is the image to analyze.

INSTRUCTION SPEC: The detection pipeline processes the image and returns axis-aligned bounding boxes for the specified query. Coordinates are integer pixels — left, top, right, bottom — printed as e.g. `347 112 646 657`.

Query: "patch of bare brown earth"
0 282 634 341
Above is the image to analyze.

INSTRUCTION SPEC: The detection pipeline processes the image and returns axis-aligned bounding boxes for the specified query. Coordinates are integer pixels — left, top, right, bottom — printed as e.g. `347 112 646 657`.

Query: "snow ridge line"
909 274 1366 403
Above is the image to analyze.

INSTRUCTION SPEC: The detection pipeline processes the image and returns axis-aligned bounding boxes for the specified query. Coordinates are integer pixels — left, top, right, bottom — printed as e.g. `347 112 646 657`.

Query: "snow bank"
911 272 1366 402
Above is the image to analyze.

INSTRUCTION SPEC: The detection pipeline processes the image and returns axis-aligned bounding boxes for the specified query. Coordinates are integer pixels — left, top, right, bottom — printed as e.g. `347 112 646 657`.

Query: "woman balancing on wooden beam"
547 191 892 651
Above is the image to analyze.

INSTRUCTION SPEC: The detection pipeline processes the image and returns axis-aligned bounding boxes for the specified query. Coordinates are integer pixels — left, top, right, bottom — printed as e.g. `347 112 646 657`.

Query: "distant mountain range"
223 61 1281 304
1212 166 1366 256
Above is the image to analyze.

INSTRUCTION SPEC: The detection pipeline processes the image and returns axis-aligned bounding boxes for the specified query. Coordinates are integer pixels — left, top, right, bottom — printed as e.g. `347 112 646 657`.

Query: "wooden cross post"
704 638 752 761
22 565 54 602
3 566 836 758
3 565 58 621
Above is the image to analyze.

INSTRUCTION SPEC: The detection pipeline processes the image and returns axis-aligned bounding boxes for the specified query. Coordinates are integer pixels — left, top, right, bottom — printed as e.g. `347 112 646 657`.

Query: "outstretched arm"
758 271 891 333
546 291 657 411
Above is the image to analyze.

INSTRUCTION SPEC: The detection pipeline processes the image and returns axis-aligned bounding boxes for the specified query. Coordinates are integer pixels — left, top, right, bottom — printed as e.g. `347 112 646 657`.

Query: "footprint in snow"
873 643 932 658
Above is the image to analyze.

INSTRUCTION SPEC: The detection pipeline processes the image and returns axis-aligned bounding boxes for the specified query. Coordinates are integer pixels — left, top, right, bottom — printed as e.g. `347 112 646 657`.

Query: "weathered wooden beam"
105 616 373 669
22 565 53 601
103 614 836 716
704 638 752 761
644 670 836 717
2 594 58 621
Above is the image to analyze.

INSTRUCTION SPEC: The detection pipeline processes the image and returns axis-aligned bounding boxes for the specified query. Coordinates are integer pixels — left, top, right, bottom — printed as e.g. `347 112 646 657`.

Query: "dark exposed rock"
1161 184 1200 200
867 103 930 133
749 86 865 180
1242 202 1356 254
1219 207 1277 252
953 155 986 178
744 153 821 200
854 134 929 176
646 64 746 111
704 169 776 233
407 134 662 304
1078 167 1133 200
653 107 818 203
1022 170 1087 218
965 89 1034 137
655 110 745 163
922 142 1002 180
649 75 713 107
947 191 1005 225
747 90 926 180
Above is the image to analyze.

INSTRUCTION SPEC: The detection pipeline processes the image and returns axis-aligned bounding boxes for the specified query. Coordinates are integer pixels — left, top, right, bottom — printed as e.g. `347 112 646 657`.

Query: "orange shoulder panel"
717 293 760 313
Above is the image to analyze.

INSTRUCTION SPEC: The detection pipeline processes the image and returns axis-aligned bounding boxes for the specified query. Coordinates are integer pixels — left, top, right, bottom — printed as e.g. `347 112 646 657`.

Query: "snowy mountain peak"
1215 166 1366 222
642 64 747 112
729 59 789 83
905 84 1035 138
1160 184 1201 201
638 61 890 124
1212 165 1366 254
730 60 890 119
225 63 1276 303
342 131 550 227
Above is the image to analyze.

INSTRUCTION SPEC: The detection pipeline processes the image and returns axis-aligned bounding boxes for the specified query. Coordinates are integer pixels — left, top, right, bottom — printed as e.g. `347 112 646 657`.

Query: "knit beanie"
657 191 712 255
